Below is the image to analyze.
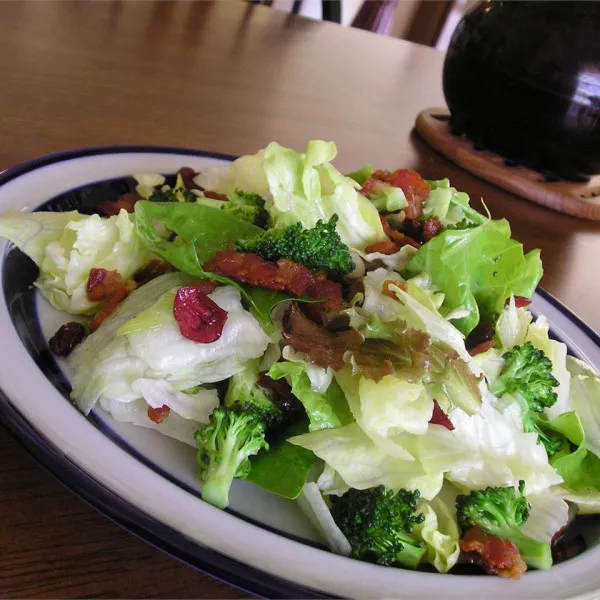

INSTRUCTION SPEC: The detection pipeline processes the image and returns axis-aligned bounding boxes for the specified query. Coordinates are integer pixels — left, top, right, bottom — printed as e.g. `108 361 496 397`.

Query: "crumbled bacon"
382 279 407 298
468 339 497 356
173 285 227 343
282 303 361 371
380 215 421 249
422 216 443 241
203 191 228 201
362 169 430 220
97 192 140 216
48 321 87 357
460 527 527 579
429 400 454 430
365 240 401 255
147 405 171 423
133 259 172 285
204 246 343 312
177 167 199 191
90 280 137 331
87 268 124 302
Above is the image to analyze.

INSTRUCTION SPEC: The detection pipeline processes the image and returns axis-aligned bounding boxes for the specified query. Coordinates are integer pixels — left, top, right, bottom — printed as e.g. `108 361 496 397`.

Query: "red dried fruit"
173 285 227 343
147 405 171 423
429 399 455 430
48 321 87 357
177 167 198 190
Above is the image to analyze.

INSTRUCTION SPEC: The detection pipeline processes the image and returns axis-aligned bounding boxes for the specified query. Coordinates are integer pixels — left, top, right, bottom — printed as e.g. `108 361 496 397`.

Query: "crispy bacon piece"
362 169 431 220
429 399 454 430
147 405 171 424
204 246 343 311
422 216 443 242
204 191 228 201
48 321 87 357
90 280 137 331
468 339 497 356
380 215 421 249
460 527 527 579
173 285 227 343
365 240 401 255
87 268 124 302
282 303 361 371
177 167 199 191
382 279 407 299
97 192 141 216
133 259 172 285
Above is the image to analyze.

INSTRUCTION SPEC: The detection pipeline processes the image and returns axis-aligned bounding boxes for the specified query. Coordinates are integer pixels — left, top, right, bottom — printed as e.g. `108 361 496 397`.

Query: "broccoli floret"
330 486 426 569
195 406 268 509
195 188 267 225
224 358 283 428
456 481 552 570
491 342 560 455
236 215 354 275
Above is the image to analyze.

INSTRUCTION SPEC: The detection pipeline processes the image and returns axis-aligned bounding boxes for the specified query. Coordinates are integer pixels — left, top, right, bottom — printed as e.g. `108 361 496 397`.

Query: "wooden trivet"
415 107 600 220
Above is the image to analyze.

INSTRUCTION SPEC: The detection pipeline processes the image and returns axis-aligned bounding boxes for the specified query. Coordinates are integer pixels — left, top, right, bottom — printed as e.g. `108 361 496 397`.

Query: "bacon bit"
97 192 141 216
422 216 443 242
363 169 430 220
429 400 454 430
189 280 220 295
460 527 527 579
147 405 171 424
177 167 198 190
204 246 343 312
380 215 421 249
204 191 228 201
133 259 172 285
90 281 137 331
257 373 304 413
468 339 497 356
511 296 532 308
283 303 361 371
48 321 87 357
365 240 401 255
87 268 124 302
382 279 406 298
173 285 227 343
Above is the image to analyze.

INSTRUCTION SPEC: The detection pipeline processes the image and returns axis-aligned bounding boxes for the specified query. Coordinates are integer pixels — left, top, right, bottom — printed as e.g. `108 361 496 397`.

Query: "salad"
1 140 599 579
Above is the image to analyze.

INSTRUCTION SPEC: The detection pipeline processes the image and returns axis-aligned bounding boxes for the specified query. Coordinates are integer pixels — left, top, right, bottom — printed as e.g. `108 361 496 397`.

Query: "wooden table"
1 1 599 598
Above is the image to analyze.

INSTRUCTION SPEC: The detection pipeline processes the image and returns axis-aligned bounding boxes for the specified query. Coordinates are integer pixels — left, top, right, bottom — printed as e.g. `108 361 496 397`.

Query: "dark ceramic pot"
443 1 600 181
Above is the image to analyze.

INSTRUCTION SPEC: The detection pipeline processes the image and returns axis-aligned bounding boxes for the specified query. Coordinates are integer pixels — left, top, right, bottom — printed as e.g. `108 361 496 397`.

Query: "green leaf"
405 219 543 335
247 424 316 499
345 164 373 186
267 362 353 431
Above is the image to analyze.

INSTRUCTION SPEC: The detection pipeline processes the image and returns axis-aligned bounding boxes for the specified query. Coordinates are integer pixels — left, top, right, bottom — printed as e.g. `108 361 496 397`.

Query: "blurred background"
258 0 475 50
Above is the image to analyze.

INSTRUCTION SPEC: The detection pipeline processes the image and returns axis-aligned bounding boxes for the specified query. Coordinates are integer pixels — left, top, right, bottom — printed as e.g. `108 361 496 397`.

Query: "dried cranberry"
49 322 87 357
511 296 532 308
173 285 227 343
177 167 198 191
203 190 228 201
429 399 454 430
147 405 170 423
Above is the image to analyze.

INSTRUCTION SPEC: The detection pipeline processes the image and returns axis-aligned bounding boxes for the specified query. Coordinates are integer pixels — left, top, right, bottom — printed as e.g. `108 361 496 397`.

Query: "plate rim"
1 145 599 600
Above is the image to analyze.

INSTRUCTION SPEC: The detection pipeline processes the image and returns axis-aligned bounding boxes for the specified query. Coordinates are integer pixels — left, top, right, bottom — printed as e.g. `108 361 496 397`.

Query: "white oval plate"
1 147 600 600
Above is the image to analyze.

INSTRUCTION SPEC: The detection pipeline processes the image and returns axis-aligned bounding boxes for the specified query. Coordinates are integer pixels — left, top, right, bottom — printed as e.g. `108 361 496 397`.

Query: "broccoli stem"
396 542 426 569
510 532 553 571
201 437 244 510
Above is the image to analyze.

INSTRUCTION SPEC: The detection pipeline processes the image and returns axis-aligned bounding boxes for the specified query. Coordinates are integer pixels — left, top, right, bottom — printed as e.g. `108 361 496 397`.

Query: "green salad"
2 140 599 579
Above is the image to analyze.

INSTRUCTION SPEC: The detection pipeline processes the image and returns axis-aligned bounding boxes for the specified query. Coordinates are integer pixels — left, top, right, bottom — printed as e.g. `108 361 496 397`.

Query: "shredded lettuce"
0 209 152 314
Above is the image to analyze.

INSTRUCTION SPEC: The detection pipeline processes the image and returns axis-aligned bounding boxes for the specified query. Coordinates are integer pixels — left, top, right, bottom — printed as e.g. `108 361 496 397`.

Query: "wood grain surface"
1 1 599 598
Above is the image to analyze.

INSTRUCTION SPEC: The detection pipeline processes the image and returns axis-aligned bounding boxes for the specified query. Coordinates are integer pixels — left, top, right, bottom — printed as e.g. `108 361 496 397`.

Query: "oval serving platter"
1 147 600 600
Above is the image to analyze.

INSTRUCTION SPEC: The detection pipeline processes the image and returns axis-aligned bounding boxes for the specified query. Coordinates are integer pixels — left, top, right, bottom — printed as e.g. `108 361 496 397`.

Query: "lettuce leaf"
0 209 153 315
267 361 353 431
422 178 484 228
405 219 543 336
494 295 533 350
288 422 443 500
263 141 386 251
